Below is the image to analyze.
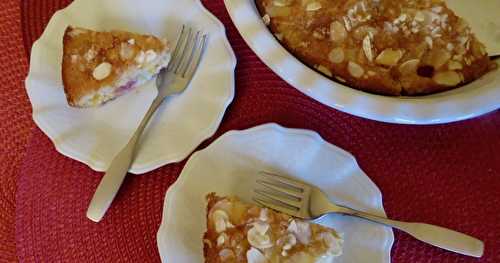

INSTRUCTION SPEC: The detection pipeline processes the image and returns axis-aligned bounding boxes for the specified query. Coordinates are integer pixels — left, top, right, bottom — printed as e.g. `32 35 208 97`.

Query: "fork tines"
253 171 309 216
167 25 208 79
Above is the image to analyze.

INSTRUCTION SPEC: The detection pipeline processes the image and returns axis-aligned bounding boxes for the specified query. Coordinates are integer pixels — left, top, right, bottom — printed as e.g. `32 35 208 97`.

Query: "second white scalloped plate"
224 0 500 125
25 0 236 174
157 124 393 262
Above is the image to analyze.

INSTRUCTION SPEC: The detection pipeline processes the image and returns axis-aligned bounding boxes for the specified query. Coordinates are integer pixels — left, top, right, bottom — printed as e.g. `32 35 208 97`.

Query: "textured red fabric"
0 0 33 262
14 0 500 262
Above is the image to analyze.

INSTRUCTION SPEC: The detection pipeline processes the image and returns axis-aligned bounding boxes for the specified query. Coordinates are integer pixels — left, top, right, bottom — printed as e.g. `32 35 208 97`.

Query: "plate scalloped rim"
25 0 236 174
157 123 394 263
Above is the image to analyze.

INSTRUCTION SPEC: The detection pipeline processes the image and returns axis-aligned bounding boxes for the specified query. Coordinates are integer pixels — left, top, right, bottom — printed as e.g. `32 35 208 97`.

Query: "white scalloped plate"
157 124 394 262
224 0 500 125
25 0 236 174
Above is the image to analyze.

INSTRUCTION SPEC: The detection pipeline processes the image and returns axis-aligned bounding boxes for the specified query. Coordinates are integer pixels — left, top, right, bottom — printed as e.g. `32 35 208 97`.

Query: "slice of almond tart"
203 193 343 263
61 26 171 107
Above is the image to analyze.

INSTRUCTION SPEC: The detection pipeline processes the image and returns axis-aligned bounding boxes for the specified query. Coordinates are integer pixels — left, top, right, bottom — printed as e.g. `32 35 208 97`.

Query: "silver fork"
253 171 484 258
86 25 208 223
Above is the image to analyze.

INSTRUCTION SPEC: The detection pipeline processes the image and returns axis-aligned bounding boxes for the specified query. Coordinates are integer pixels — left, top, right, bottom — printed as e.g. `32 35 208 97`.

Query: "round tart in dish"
256 0 497 95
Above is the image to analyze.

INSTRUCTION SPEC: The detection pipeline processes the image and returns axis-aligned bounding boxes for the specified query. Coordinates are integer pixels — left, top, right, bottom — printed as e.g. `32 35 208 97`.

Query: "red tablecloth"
0 1 33 262
1 0 498 262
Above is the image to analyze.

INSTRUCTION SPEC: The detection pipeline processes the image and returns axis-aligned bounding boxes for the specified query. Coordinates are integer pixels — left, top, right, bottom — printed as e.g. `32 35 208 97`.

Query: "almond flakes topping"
362 35 374 62
347 61 365 78
92 62 112 80
328 48 345 64
330 21 347 43
375 49 404 67
433 71 462 86
306 2 322 11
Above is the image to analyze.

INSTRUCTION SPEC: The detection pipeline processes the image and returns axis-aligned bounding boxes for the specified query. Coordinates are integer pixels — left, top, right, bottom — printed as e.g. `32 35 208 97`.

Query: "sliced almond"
92 62 112 81
383 22 398 33
247 224 273 249
247 247 267 263
362 35 374 62
335 76 346 83
273 0 292 7
425 36 433 49
432 6 443 13
135 51 145 64
313 31 325 39
281 233 297 251
425 49 451 69
262 14 271 25
399 59 420 75
353 26 377 41
84 48 97 62
328 48 345 64
316 65 332 77
306 2 322 11
433 71 462 86
120 43 135 60
375 49 404 67
448 61 463 70
347 61 365 78
342 16 352 31
145 50 157 63
217 233 227 247
330 21 347 43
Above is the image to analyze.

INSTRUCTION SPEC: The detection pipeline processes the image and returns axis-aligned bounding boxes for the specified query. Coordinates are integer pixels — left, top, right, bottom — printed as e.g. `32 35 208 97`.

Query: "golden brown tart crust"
256 0 496 96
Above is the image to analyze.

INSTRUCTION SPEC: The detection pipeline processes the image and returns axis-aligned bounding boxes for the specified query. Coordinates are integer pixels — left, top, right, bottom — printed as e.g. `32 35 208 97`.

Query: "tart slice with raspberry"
62 26 171 107
203 193 343 262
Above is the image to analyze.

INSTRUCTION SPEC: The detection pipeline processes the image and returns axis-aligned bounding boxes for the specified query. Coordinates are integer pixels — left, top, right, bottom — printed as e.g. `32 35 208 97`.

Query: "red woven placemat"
16 0 500 262
0 0 34 261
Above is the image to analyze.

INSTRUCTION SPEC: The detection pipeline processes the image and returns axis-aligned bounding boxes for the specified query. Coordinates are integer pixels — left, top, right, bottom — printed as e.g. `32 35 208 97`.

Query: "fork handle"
336 206 484 258
86 95 164 222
